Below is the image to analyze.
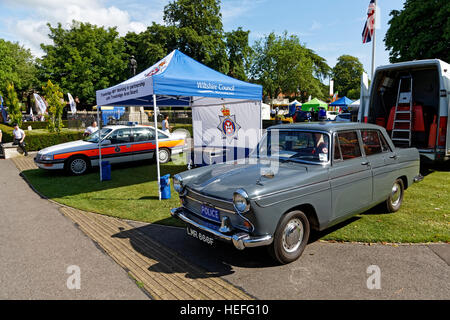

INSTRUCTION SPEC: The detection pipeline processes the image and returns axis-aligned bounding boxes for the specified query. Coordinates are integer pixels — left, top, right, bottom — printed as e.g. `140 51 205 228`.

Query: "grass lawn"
23 159 449 243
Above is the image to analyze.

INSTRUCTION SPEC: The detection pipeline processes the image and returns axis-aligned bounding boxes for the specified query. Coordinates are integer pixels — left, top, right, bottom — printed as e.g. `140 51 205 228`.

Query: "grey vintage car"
170 122 422 264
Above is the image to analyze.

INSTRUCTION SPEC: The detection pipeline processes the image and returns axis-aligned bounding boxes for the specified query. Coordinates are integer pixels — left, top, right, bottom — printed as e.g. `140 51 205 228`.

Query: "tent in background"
96 50 262 199
261 103 271 120
288 100 302 115
301 98 327 112
329 96 354 111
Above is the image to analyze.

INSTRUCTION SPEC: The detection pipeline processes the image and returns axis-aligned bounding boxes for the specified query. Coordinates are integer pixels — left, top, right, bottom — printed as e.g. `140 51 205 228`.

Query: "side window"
133 128 151 142
361 130 383 156
337 131 362 160
149 128 168 140
378 131 391 152
333 135 342 161
109 128 131 144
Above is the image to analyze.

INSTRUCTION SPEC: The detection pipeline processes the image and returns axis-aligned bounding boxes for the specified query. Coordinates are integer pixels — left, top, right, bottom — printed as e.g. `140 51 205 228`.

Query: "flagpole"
371 0 377 78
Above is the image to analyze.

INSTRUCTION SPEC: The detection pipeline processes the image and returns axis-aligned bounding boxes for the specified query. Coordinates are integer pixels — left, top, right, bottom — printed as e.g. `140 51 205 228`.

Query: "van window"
337 131 362 160
361 130 383 156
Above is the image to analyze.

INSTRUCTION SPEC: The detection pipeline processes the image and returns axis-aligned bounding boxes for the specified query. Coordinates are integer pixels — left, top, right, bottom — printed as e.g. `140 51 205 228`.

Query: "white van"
358 59 450 162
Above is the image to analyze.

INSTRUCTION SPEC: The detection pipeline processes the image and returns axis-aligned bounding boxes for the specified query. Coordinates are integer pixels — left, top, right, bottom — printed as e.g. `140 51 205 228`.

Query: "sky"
0 0 406 79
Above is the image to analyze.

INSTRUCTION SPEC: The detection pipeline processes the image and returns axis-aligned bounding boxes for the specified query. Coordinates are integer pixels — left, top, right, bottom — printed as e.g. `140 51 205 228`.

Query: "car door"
132 127 155 161
329 130 373 220
106 128 133 164
360 129 397 204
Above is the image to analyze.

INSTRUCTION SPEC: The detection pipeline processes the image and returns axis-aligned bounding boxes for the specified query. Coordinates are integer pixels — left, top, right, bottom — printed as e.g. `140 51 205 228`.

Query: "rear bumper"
413 174 424 183
170 207 273 250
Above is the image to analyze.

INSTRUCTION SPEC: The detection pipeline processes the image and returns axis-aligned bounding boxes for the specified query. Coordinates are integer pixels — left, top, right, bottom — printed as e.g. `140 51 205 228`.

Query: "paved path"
6 156 252 300
128 221 450 300
0 158 148 299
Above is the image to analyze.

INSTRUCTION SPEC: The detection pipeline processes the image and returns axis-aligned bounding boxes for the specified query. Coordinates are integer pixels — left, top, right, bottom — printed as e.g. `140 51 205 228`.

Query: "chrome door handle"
361 161 370 166
389 155 398 159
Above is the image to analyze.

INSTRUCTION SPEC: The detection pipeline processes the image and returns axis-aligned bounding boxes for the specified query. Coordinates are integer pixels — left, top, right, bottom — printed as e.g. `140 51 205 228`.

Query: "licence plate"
200 204 221 223
186 226 214 246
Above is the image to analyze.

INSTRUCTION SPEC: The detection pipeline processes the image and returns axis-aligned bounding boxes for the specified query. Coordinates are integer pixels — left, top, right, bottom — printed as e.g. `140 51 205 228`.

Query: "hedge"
20 120 69 130
0 124 84 151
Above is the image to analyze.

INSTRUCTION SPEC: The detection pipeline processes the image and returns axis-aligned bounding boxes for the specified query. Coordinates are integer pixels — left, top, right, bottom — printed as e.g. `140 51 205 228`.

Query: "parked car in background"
171 122 421 264
34 124 186 175
335 113 351 122
326 111 339 121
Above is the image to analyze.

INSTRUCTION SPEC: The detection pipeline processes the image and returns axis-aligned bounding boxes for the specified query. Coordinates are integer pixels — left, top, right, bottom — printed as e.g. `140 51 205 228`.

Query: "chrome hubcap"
159 150 169 162
282 218 303 253
71 159 86 174
391 182 401 207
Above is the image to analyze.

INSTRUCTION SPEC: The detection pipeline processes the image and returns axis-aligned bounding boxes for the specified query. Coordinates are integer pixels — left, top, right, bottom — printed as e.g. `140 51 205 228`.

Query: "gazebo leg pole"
97 106 102 182
153 95 161 201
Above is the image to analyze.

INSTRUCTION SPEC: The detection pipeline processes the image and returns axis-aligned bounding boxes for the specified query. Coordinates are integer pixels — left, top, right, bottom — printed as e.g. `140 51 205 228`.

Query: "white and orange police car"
34 125 186 175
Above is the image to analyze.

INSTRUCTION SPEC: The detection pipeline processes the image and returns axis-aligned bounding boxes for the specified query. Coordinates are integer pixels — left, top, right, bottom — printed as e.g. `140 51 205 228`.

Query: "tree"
225 28 252 81
332 55 364 99
163 0 229 73
0 39 38 97
4 82 22 126
384 0 450 63
42 80 65 132
39 21 128 106
250 32 329 102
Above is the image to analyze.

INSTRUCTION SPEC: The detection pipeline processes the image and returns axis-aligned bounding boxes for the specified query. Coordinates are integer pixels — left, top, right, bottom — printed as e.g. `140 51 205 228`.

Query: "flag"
67 92 77 114
331 91 339 102
33 93 47 114
362 0 376 44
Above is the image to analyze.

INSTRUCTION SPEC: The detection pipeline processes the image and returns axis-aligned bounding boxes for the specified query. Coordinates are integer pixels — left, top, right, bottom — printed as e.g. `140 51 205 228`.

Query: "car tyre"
268 210 310 264
66 156 90 175
385 178 404 213
158 148 171 164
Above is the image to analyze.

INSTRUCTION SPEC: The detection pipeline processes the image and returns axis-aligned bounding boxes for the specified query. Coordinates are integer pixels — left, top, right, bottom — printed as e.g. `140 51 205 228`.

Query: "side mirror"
101 139 111 146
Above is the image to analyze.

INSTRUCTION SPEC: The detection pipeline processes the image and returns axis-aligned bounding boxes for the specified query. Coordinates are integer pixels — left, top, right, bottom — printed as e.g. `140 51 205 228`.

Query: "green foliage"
20 120 68 130
163 0 228 73
384 0 450 63
42 80 65 133
225 28 252 81
39 21 128 105
0 124 84 151
0 39 38 96
4 83 22 126
332 55 364 98
250 32 330 101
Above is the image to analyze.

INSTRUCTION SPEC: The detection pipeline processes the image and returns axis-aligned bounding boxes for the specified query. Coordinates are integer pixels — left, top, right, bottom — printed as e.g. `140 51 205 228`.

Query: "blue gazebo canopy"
329 96 354 107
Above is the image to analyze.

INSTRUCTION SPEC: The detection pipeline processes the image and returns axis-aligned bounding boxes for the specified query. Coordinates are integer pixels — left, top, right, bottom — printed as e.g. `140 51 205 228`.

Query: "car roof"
103 124 156 130
268 121 383 133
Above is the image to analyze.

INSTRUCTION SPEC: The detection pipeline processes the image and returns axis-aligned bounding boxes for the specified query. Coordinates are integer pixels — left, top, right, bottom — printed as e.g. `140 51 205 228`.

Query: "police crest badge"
217 105 241 143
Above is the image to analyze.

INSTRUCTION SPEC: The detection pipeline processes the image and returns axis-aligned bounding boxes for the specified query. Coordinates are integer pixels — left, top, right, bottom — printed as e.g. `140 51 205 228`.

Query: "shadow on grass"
22 160 188 198
420 159 450 177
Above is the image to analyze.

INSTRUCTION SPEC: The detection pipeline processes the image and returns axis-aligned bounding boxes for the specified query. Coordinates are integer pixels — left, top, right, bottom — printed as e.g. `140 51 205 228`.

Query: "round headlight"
173 174 183 193
233 189 250 213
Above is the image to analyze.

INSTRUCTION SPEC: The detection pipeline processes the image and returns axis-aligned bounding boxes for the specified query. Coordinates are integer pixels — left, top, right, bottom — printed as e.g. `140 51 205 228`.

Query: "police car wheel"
158 148 171 164
67 156 89 175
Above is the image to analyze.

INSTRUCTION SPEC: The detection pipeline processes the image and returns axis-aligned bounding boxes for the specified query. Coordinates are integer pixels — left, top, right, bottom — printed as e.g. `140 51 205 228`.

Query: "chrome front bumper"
170 207 273 250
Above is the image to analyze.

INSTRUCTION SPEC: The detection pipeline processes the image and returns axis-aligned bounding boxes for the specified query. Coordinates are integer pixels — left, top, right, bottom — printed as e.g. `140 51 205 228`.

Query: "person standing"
84 121 98 136
12 123 28 156
161 115 170 132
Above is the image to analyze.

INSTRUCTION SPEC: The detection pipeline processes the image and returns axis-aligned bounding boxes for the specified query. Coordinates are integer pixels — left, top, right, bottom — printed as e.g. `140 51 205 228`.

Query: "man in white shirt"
12 123 28 156
84 121 98 136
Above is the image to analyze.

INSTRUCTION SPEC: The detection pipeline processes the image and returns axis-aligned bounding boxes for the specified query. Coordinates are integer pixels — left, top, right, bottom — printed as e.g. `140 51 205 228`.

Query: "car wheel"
66 156 90 175
268 210 310 264
158 148 171 164
386 178 404 213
